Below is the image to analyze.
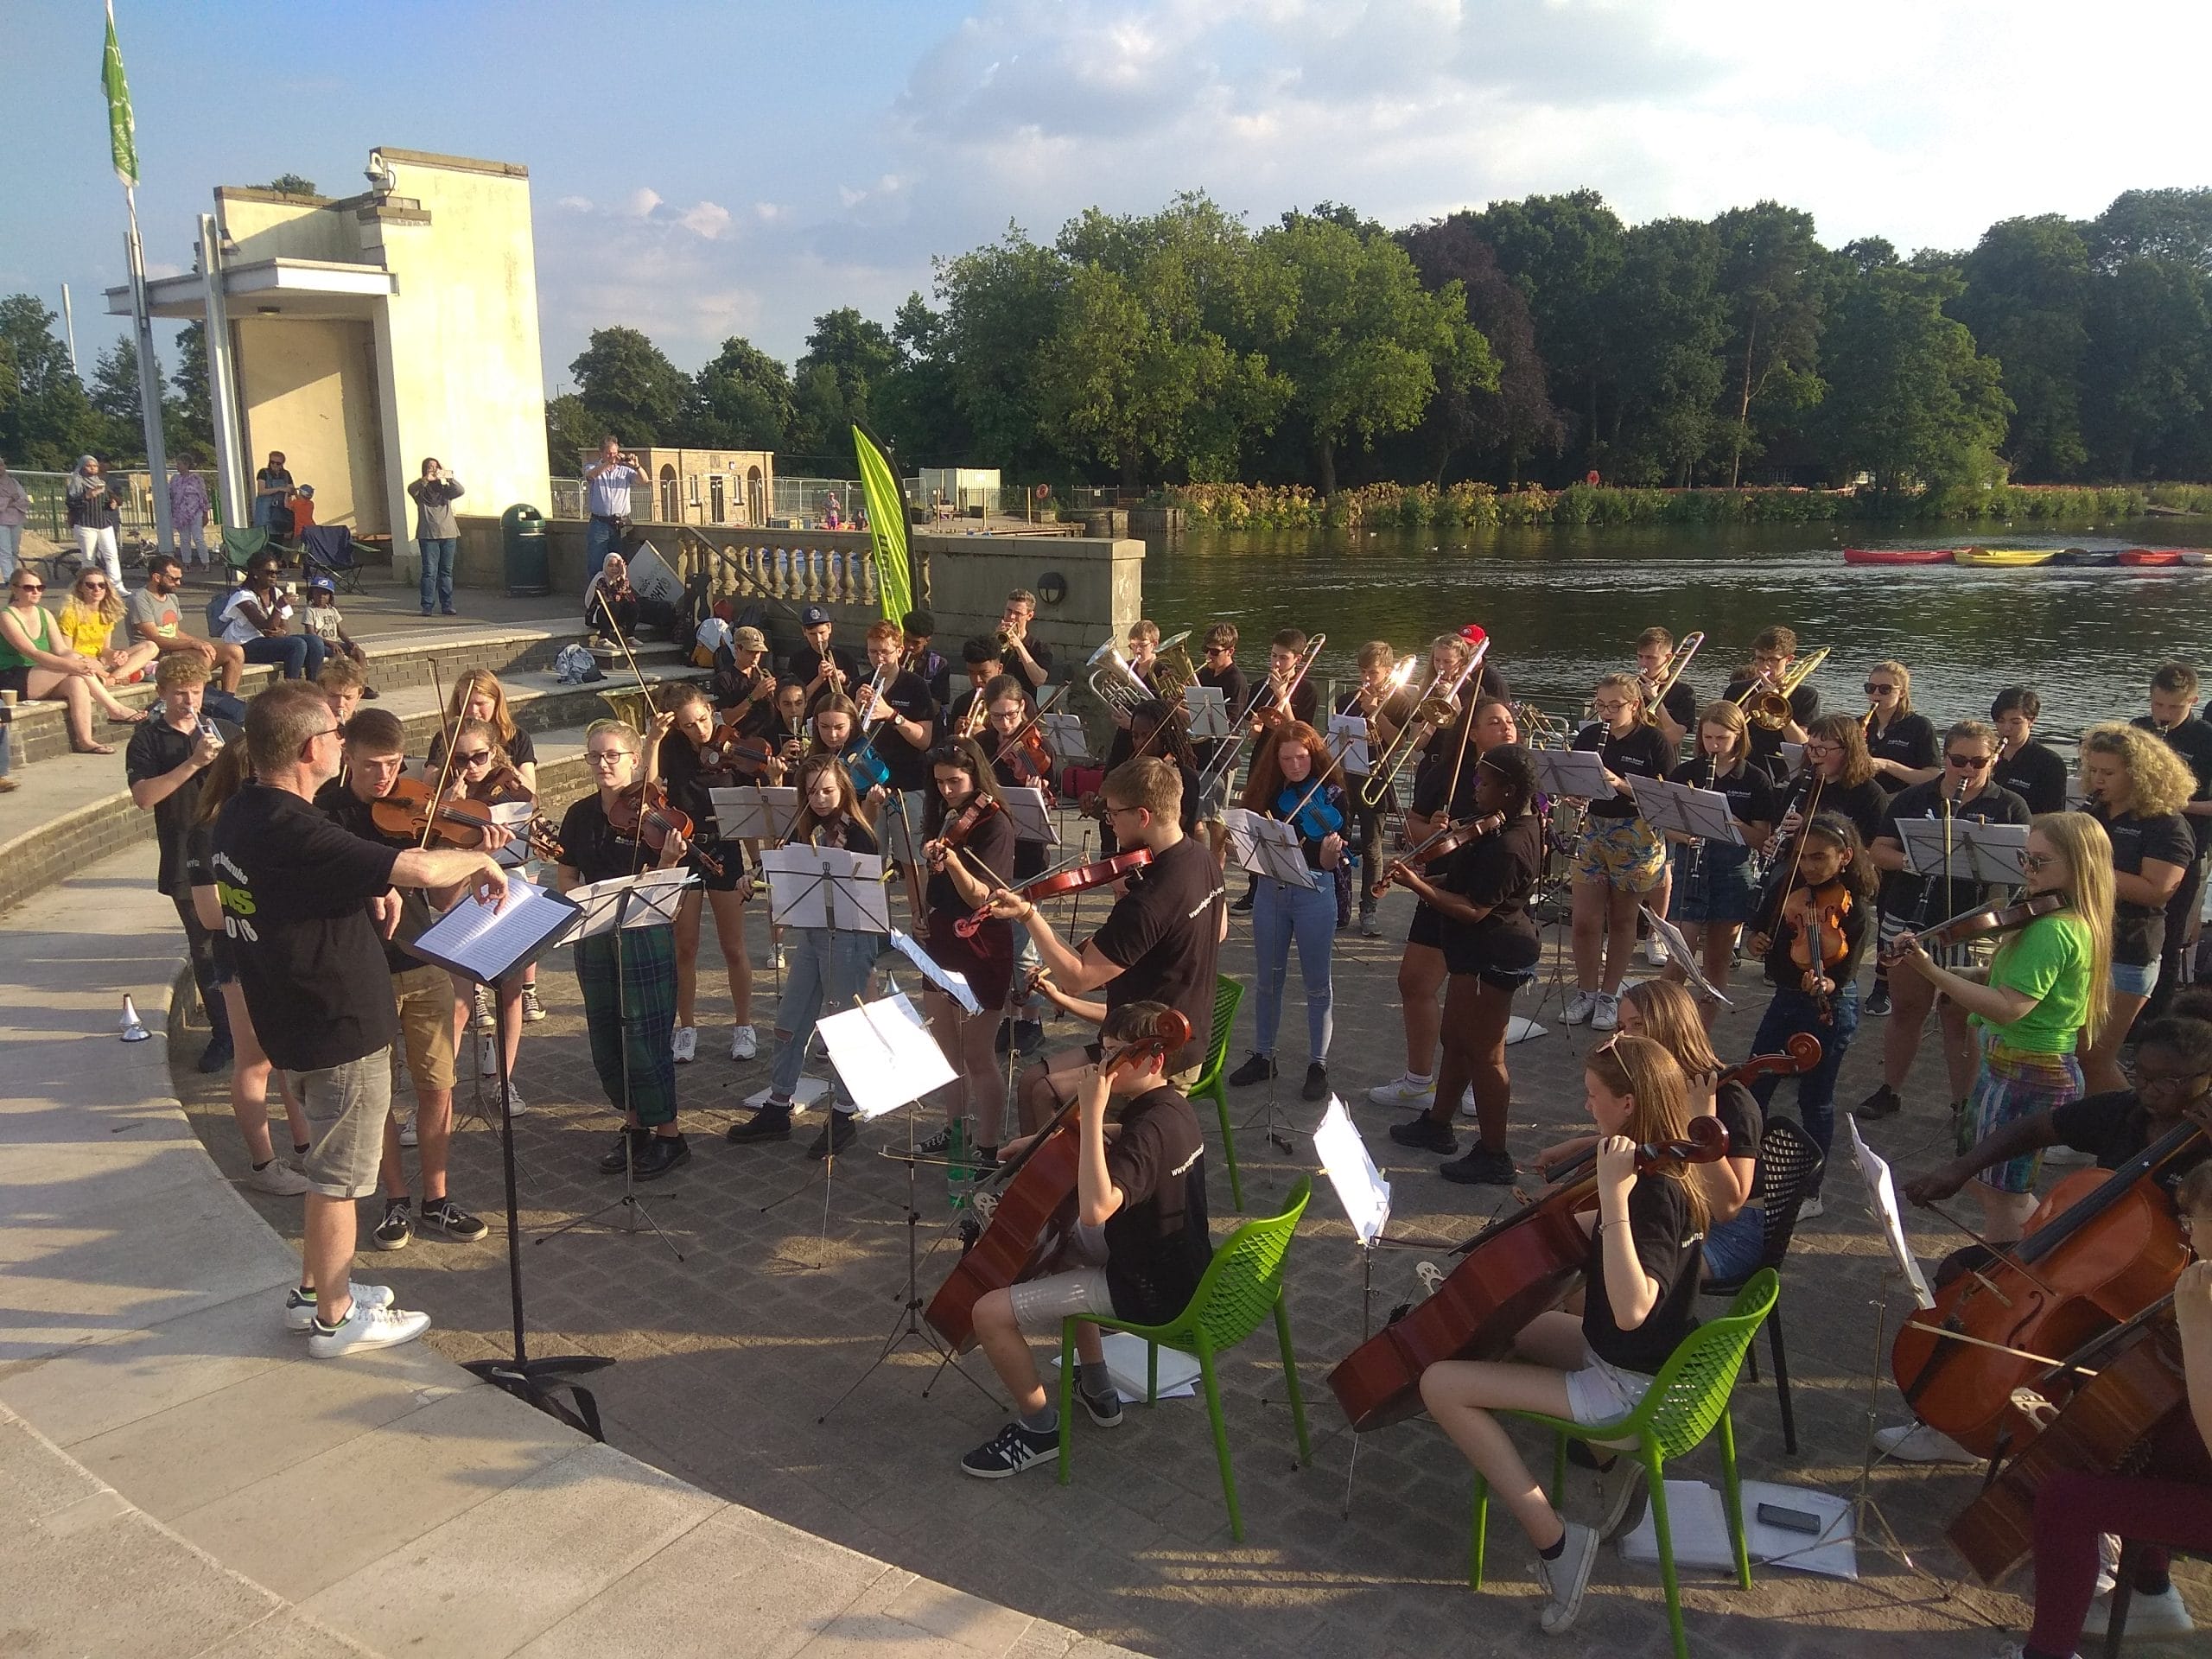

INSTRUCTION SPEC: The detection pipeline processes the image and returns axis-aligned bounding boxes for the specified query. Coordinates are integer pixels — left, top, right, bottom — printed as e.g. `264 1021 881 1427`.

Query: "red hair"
1241 720 1338 810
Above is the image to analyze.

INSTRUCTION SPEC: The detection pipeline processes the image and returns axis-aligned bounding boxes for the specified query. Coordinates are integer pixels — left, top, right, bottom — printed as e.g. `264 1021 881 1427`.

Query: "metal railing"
550 476 583 519
10 469 217 541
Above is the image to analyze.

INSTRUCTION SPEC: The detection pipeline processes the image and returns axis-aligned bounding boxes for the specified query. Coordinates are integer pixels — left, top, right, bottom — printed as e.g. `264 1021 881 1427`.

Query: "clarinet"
1688 753 1717 889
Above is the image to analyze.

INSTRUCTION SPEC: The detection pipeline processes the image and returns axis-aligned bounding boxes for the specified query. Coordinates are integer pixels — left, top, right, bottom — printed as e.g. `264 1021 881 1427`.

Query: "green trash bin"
501 504 550 597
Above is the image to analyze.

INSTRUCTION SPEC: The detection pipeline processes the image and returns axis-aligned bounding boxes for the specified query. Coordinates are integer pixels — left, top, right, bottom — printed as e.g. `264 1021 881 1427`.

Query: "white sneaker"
2086 1582 2194 1636
1797 1193 1824 1220
672 1026 698 1065
307 1300 431 1357
245 1158 311 1197
502 1083 528 1118
284 1281 395 1332
1366 1076 1436 1108
473 988 495 1032
1874 1421 1978 1463
1591 993 1620 1033
1536 1520 1599 1635
1641 934 1669 966
1458 1086 1478 1119
1989 1645 2072 1659
730 1025 759 1060
2041 1141 2094 1166
1562 990 1600 1026
397 1114 417 1149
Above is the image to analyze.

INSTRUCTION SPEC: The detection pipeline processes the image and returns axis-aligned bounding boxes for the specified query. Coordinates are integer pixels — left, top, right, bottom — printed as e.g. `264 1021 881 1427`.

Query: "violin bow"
420 660 465 852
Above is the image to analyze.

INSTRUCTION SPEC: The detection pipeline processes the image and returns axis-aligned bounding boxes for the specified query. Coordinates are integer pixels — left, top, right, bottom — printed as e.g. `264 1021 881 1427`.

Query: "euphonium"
1084 636 1152 715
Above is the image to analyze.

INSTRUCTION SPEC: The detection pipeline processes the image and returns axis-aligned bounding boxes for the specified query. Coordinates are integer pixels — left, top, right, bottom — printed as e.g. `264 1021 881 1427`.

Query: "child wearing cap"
301 580 367 668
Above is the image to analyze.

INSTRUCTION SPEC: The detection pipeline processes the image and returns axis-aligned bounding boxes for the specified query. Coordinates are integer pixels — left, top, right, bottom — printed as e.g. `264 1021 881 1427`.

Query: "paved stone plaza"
172 866 2208 1658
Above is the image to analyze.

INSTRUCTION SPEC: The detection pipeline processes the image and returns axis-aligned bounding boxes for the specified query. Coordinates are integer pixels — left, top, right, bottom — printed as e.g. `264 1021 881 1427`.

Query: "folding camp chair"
300 525 365 594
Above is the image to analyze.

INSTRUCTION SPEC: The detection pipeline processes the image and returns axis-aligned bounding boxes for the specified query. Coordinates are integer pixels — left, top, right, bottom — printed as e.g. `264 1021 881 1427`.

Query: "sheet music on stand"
887 927 981 1014
1327 713 1371 777
999 785 1059 847
709 784 799 843
1529 747 1614 801
485 801 538 868
1897 817 2028 886
404 874 582 984
559 868 693 942
1847 1114 1936 1310
1629 777 1745 846
757 844 891 933
1184 685 1231 741
817 992 957 1121
1222 807 1319 890
1313 1097 1389 1245
1039 711 1093 766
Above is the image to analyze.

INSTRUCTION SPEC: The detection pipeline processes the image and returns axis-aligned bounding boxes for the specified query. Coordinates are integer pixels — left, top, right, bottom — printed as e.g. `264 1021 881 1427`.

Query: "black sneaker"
726 1104 793 1144
905 1125 952 1160
1080 1386 1123 1427
1440 1145 1518 1185
372 1198 412 1251
1857 1084 1903 1122
808 1112 858 1160
1230 882 1256 913
1302 1061 1330 1103
197 1033 234 1074
630 1133 691 1180
971 1147 1001 1179
417 1196 489 1243
1865 983 1892 1018
961 1420 1058 1479
1229 1052 1277 1088
1389 1114 1457 1155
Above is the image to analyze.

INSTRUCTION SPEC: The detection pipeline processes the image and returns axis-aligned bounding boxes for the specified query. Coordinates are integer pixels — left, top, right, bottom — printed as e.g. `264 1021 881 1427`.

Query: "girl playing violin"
430 671 547 1023
1420 1033 1711 1638
1662 702 1776 1025
726 754 884 1156
1228 720 1348 1103
918 740 1019 1170
1384 743 1546 1185
646 685 759 1065
982 674 1057 1056
1744 810 1872 1211
440 715 537 1102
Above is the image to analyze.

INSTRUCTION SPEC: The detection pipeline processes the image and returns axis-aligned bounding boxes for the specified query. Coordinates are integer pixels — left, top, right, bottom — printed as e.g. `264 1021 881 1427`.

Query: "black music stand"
404 876 614 1438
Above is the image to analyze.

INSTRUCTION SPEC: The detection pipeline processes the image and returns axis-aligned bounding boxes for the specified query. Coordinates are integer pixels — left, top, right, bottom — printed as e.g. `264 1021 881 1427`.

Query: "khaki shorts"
391 965 456 1093
290 1051 394 1200
1574 817 1668 894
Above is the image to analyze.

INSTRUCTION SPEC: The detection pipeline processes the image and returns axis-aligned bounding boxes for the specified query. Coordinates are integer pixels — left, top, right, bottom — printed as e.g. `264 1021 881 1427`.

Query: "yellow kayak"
1953 546 2056 568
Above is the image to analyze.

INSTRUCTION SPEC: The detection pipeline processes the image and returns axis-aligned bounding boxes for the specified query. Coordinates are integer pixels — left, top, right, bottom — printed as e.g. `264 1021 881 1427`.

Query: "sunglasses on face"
1865 682 1897 695
1946 753 1994 768
460 750 493 766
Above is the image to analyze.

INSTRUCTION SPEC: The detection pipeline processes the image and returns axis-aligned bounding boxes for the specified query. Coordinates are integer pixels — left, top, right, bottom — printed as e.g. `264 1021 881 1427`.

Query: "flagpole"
124 184 173 556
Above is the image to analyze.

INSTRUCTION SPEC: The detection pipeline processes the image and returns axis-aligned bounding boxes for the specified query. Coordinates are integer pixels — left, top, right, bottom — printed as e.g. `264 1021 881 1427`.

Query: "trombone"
1640 630 1704 725
1514 701 1573 750
1359 634 1489 808
1732 645 1830 731
1199 631 1327 794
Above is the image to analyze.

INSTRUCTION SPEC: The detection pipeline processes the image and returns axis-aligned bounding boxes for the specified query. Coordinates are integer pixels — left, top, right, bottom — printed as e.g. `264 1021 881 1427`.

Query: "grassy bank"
1164 480 2212 531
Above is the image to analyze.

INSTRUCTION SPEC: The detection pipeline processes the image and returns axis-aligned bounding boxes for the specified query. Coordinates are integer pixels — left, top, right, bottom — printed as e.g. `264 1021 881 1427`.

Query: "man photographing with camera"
583 436 647 584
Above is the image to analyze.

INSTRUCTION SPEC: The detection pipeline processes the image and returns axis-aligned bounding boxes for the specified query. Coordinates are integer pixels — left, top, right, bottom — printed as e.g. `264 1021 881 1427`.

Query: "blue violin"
1274 782 1344 846
845 743 892 794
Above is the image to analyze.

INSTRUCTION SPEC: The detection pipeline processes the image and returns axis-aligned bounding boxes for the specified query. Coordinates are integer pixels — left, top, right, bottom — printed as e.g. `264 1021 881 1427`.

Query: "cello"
1891 1121 2199 1459
925 1008 1192 1351
1328 1039 1817 1433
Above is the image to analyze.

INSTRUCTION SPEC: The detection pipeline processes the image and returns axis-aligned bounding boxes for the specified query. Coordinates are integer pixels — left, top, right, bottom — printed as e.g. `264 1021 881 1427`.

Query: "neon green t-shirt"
1978 911 2093 1054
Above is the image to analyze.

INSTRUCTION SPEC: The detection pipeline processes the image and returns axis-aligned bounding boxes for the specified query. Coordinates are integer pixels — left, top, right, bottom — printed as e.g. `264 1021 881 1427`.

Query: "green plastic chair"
1057 1173 1312 1541
219 526 269 575
1467 1268 1779 1659
1185 975 1246 1211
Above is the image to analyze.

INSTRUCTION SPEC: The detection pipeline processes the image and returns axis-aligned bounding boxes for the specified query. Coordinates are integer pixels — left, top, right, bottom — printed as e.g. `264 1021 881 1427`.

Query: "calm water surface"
1139 520 2212 739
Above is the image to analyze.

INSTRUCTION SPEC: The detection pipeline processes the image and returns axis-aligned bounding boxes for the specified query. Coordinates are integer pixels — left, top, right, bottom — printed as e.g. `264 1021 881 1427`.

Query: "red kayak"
1843 547 1956 565
2118 548 2185 567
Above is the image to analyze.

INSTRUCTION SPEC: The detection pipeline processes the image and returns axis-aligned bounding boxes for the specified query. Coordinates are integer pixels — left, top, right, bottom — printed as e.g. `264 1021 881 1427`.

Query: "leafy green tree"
689 337 794 450
932 227 1070 478
0 294 101 468
1253 215 1495 493
1820 264 2011 500
168 321 213 453
265 173 317 196
1465 192 1627 467
569 326 687 446
1712 202 1828 486
1396 217 1560 483
1605 217 1727 484
544 392 597 475
2082 256 2212 479
874 293 968 467
789 308 899 456
1954 215 2092 479
88 335 181 462
2089 188 2212 275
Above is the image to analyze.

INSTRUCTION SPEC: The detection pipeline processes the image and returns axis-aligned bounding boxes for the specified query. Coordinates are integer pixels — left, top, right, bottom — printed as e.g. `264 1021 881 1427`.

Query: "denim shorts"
289 1049 394 1200
1669 841 1757 925
1565 1345 1652 1435
2113 957 2161 999
1701 1205 1766 1282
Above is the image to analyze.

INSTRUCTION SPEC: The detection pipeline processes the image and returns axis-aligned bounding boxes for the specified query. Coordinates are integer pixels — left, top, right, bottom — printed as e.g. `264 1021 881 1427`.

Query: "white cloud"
679 201 734 239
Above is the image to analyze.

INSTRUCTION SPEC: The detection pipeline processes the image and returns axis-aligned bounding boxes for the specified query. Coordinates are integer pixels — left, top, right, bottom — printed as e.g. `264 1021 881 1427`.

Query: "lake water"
1138 520 2212 741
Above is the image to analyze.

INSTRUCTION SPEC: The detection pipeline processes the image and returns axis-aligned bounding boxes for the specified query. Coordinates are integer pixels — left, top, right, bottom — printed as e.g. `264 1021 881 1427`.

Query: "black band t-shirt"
1668 757 1777 835
2090 803 2196 965
1573 722 1676 820
126 715 241 897
868 668 940 793
315 779 436 976
1088 836 1224 1074
1581 1174 1703 1376
1434 813 1544 977
1866 712 1940 796
1102 1084 1214 1325
1993 741 2070 817
558 793 654 885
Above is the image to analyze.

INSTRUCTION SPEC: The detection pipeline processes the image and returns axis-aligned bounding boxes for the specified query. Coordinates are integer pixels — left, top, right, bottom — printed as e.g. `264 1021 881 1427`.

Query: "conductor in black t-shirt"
948 756 1226 1126
213 683 508 1358
955 1001 1215 1478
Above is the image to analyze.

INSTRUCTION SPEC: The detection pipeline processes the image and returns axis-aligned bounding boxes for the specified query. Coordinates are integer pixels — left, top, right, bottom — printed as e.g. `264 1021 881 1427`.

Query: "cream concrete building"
614 447 775 529
107 147 550 554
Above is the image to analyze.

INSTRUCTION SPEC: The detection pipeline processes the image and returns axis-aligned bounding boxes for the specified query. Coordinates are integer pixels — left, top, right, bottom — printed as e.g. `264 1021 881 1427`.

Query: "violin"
952 848 1153 939
368 777 561 860
1000 728 1057 803
1781 877 1851 1015
607 779 724 878
1328 1115 1729 1433
1274 780 1344 846
932 793 1003 852
702 721 777 783
1880 893 2067 966
925 1009 1192 1351
1368 811 1504 901
1890 1118 2201 1459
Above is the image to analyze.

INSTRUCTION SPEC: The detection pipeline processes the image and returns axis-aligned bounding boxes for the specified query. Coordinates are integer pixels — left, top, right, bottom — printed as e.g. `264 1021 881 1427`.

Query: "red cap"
1459 623 1488 647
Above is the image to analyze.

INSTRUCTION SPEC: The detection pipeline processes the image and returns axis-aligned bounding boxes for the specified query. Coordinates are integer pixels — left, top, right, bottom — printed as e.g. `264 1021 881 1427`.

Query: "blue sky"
6 0 2209 391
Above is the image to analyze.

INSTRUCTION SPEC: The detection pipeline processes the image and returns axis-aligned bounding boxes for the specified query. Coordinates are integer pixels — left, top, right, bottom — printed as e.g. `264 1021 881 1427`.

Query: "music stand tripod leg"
1847 1268 1954 1587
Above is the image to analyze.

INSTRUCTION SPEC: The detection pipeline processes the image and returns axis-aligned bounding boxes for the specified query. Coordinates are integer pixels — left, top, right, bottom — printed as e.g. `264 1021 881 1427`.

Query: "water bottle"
947 1118 969 1210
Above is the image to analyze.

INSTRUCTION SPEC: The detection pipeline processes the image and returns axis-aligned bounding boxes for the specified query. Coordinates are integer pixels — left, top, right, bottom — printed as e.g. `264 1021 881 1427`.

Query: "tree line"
551 186 2212 505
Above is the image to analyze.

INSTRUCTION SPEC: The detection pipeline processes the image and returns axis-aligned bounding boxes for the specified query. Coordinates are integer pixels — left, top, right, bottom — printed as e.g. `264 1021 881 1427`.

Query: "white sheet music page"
817 992 957 1119
411 874 578 982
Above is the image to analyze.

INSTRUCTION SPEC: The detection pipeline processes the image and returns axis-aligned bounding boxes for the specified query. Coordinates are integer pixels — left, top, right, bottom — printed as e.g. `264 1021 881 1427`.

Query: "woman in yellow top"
1890 811 2113 1241
57 569 158 687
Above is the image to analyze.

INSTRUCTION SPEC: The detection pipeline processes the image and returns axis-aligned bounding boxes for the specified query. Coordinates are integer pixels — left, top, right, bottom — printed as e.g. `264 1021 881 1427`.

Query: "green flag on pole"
102 0 138 187
852 424 912 623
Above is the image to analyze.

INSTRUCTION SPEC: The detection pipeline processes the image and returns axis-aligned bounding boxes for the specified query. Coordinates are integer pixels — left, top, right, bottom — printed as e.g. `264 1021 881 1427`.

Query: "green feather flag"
102 0 138 188
852 424 912 623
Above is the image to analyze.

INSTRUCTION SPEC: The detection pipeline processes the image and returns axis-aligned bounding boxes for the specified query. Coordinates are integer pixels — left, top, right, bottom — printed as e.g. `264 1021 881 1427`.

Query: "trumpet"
1733 645 1829 731
1640 630 1704 725
1360 631 1489 808
1200 631 1327 794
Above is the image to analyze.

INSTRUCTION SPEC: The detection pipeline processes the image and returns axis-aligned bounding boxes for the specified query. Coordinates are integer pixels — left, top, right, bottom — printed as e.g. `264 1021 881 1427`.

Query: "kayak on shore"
1841 546 1955 565
2118 548 2185 567
1954 546 2056 568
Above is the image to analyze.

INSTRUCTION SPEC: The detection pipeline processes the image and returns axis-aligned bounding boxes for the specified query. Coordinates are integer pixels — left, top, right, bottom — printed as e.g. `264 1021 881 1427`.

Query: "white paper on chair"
1039 711 1093 766
559 868 693 940
817 992 956 1121
886 927 982 1014
1618 1479 1858 1580
1184 685 1231 741
1847 1114 1936 1310
1313 1096 1390 1245
1529 747 1613 801
1052 1331 1199 1401
1001 785 1058 846
709 785 799 842
1328 714 1371 776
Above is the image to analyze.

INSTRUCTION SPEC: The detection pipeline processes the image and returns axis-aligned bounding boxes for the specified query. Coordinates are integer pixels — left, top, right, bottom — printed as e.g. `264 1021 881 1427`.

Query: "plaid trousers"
573 929 679 1127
